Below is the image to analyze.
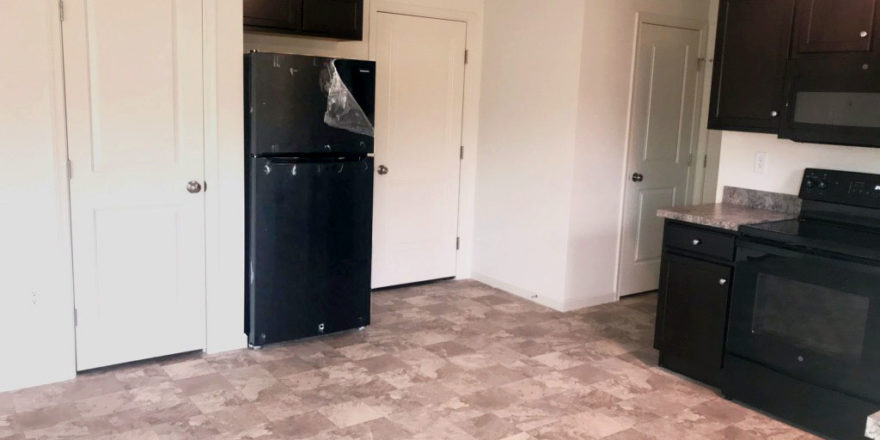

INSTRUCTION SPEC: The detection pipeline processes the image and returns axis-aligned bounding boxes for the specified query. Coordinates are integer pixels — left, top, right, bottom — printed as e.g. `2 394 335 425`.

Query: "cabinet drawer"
664 223 736 261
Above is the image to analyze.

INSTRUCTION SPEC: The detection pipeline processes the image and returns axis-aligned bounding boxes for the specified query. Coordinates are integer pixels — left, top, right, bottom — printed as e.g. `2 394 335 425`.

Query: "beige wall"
472 0 584 310
475 0 710 311
0 0 76 391
716 131 880 196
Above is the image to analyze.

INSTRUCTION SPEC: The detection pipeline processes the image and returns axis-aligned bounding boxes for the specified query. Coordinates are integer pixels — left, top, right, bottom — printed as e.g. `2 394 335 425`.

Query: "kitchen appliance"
245 52 375 347
779 54 880 147
725 168 880 440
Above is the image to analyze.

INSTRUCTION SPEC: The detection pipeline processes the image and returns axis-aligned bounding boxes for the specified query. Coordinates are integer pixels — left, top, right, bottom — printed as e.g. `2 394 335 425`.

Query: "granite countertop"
656 187 802 231
867 411 880 439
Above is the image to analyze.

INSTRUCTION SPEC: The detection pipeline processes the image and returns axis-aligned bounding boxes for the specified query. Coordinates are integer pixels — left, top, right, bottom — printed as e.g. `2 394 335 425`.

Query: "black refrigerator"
245 53 375 347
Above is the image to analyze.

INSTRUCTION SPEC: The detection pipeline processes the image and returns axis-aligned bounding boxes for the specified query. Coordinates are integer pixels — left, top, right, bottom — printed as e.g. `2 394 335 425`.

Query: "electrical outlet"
754 152 768 175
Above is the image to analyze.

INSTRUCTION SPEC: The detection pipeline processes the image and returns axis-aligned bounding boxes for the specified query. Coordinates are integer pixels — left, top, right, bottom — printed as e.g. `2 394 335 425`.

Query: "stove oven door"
728 238 880 403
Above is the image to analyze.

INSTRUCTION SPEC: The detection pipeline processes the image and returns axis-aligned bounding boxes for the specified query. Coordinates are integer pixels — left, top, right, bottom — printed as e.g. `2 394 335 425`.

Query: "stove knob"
805 179 815 188
818 181 828 190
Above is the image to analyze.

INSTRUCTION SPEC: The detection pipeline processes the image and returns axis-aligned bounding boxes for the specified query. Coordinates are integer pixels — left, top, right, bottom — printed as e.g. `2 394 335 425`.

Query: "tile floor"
0 280 818 439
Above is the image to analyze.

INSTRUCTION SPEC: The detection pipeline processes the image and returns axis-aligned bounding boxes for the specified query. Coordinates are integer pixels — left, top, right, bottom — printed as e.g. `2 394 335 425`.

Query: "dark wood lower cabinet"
654 221 736 388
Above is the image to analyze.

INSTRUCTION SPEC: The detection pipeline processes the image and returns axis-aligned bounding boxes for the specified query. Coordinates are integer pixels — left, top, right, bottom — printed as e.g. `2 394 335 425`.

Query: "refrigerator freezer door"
245 53 376 156
246 157 373 346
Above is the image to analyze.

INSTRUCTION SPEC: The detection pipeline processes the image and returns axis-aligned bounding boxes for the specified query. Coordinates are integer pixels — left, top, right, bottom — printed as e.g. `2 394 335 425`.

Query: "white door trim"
614 12 709 301
45 0 78 386
369 1 483 281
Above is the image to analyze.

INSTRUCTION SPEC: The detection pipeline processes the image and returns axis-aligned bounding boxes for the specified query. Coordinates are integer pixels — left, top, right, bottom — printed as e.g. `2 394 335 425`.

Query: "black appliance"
780 54 880 148
725 169 880 440
244 52 375 347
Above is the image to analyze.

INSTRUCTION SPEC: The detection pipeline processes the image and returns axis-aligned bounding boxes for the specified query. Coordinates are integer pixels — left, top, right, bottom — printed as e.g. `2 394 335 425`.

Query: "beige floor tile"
0 282 815 440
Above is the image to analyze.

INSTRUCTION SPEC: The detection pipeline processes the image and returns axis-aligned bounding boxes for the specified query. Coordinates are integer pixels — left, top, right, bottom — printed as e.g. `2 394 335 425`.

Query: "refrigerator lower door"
246 156 373 346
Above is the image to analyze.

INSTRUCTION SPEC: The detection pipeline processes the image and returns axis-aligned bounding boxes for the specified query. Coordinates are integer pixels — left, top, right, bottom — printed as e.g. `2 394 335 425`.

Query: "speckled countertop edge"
656 187 801 231
867 411 880 439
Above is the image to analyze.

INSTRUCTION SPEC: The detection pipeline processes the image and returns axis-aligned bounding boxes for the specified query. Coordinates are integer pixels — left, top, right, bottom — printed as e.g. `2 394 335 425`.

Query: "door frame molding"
369 1 483 281
614 12 709 300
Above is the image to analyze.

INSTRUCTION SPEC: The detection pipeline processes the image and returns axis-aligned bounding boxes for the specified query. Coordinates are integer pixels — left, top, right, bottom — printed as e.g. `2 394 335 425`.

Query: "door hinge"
703 154 708 168
464 50 469 65
67 158 72 180
73 308 77 327
688 153 693 167
456 237 460 250
59 0 64 22
460 146 464 160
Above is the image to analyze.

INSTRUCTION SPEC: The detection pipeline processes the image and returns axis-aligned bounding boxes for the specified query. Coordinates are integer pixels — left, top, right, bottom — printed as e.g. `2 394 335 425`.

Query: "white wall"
0 0 76 391
472 0 584 310
474 0 709 311
717 131 880 196
244 0 485 281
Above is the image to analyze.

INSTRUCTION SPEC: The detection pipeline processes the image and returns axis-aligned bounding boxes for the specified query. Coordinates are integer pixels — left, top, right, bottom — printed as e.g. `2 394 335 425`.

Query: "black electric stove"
741 218 880 263
724 169 880 440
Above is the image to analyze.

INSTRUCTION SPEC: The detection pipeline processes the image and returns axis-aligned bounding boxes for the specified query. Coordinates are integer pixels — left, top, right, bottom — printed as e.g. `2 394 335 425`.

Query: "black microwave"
779 54 880 148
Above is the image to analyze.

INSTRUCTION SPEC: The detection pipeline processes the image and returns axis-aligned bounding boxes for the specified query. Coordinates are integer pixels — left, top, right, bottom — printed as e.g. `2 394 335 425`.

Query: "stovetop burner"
739 168 880 264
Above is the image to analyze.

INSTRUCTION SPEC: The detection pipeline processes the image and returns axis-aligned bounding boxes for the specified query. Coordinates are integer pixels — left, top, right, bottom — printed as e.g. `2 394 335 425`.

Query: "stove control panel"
801 168 880 208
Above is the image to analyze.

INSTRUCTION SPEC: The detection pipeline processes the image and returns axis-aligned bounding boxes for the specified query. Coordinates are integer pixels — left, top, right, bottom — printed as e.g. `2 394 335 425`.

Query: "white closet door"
62 0 206 370
372 13 467 289
618 22 703 296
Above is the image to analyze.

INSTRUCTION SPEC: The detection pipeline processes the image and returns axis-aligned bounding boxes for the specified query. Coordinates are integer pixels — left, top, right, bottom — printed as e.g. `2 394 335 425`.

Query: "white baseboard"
471 272 566 311
471 272 617 312
562 292 617 312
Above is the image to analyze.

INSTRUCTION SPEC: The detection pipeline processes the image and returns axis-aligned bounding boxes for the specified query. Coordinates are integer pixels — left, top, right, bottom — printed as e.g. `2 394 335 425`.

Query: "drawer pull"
692 239 702 246
719 278 728 286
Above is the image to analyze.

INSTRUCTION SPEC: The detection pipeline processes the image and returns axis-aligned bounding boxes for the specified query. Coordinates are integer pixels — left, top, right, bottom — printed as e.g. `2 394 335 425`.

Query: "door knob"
631 173 644 182
770 110 779 118
186 180 203 194
719 278 728 286
377 165 389 175
860 30 869 38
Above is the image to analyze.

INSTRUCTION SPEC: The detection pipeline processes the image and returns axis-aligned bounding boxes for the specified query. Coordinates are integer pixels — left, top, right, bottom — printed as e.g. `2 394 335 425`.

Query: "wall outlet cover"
754 152 768 175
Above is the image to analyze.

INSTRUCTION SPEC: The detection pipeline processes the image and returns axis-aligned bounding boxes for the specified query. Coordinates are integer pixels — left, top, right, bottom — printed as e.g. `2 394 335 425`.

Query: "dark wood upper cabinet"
709 0 797 133
302 0 363 40
243 0 363 41
794 0 879 54
244 0 302 32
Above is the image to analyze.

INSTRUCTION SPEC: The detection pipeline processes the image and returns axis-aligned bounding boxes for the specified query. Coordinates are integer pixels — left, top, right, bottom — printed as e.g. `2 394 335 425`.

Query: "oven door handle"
738 239 816 260
745 255 773 263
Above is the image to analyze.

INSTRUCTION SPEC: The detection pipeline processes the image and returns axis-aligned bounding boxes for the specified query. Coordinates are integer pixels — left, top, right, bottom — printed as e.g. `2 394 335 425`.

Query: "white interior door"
63 0 206 370
619 22 703 296
372 13 466 289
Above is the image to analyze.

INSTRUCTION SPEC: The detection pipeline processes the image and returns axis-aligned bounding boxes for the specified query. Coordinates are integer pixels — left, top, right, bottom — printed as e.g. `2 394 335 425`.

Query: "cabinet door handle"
860 30 869 38
719 278 728 286
692 239 702 246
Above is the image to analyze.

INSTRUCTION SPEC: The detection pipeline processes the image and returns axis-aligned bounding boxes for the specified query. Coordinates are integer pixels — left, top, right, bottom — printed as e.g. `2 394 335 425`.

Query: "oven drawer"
664 222 736 261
